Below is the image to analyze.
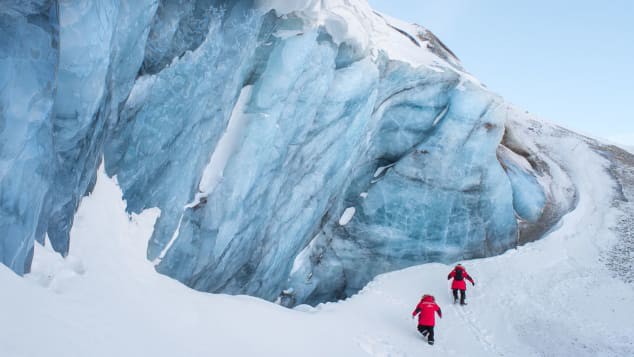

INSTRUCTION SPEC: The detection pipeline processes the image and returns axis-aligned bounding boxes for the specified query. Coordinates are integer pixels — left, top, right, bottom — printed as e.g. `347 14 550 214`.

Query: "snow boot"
428 340 434 346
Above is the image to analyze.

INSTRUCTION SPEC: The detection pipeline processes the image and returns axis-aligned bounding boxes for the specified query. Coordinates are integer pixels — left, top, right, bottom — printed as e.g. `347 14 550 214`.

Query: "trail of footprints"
454 304 506 356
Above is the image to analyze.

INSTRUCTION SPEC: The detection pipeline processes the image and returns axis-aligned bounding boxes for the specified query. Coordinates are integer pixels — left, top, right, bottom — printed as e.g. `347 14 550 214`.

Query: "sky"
368 0 634 146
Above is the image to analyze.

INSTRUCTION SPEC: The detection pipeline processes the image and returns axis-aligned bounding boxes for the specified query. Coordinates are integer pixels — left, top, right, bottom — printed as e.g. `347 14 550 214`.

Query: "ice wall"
1 0 158 271
1 0 576 305
1 0 58 274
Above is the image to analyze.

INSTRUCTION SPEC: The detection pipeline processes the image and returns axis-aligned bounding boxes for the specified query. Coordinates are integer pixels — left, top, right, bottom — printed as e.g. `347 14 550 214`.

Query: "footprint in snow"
356 335 407 357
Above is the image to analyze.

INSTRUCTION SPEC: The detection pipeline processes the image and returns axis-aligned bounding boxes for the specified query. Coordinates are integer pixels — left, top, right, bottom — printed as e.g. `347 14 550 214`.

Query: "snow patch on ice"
291 236 318 275
197 85 253 200
373 163 394 178
154 214 183 264
338 207 356 226
431 105 449 127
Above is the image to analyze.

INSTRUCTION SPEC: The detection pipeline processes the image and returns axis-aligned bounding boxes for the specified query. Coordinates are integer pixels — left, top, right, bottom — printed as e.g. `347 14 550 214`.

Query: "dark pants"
417 325 435 343
453 289 466 304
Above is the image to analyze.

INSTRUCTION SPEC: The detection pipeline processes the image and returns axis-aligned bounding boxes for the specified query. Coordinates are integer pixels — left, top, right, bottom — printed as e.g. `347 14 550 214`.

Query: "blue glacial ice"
1 0 58 274
47 0 156 255
1 0 157 271
1 1 576 305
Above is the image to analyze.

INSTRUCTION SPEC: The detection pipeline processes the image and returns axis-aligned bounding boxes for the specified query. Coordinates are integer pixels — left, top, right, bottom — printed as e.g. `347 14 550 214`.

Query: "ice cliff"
1 0 579 305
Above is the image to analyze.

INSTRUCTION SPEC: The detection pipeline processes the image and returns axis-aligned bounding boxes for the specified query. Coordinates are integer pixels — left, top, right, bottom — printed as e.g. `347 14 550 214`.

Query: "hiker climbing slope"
447 264 475 305
412 294 442 345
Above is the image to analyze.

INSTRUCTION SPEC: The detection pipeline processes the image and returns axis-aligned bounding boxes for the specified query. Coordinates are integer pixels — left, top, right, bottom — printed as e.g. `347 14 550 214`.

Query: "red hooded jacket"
412 295 442 326
447 265 474 290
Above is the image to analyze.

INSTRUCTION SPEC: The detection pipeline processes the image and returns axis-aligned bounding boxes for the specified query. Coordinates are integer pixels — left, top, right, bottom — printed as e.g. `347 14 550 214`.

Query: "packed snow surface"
2 125 633 356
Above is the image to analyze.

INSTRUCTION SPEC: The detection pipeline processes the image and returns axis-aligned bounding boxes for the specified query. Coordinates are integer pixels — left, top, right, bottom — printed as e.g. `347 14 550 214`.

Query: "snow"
196 85 253 201
154 214 183 264
372 163 394 178
339 207 356 225
290 236 318 275
2 122 633 356
431 104 449 126
257 0 371 52
256 0 455 70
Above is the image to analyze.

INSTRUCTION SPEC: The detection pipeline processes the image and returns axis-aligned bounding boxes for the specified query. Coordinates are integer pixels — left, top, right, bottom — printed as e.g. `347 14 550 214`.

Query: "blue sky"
368 0 634 145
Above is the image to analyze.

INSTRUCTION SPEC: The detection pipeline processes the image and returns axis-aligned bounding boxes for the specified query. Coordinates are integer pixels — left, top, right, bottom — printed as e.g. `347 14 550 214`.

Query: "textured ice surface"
105 3 266 266
0 0 158 272
498 145 546 223
47 0 158 255
1 0 576 305
0 0 58 274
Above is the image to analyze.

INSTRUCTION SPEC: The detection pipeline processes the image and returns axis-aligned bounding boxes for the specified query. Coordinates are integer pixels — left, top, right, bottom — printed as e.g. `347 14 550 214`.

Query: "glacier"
1 0 578 305
0 0 58 274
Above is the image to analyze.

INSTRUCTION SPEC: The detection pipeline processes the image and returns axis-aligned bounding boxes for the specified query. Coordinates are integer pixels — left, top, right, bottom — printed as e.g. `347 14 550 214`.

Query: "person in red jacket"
447 263 475 305
411 294 442 345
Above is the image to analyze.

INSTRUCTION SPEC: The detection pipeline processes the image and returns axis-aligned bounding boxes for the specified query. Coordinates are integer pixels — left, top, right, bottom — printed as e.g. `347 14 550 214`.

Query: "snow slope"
2 118 633 356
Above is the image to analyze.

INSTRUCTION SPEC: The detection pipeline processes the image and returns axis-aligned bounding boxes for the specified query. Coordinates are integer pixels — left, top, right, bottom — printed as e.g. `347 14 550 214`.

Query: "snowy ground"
2 133 634 357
